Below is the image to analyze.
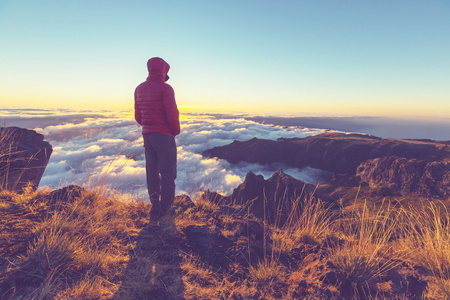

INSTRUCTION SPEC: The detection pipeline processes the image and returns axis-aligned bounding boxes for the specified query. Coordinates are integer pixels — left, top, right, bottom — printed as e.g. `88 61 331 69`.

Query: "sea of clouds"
0 109 330 200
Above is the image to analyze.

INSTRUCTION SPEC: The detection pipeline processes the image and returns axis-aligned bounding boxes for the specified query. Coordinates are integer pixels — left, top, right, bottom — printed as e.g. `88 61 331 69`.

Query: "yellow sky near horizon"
3 96 448 121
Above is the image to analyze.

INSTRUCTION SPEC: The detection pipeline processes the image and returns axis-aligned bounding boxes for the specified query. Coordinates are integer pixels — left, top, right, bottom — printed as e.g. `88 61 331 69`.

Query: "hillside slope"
1 183 449 299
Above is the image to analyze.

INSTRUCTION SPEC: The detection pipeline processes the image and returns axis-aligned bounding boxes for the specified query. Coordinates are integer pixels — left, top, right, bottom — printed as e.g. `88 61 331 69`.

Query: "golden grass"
396 201 450 299
0 186 149 299
194 198 219 214
333 201 400 273
273 196 335 253
248 258 283 284
1 184 450 299
401 202 450 277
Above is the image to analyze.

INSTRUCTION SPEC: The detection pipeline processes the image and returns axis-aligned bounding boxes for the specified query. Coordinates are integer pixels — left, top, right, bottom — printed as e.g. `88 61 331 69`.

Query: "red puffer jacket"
134 57 180 136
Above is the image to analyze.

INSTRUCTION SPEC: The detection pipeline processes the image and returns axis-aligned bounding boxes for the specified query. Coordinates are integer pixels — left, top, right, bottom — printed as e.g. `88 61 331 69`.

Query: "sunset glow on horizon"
1 1 449 119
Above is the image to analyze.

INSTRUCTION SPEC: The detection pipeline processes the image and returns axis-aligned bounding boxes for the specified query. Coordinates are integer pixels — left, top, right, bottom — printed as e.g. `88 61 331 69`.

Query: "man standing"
134 57 180 220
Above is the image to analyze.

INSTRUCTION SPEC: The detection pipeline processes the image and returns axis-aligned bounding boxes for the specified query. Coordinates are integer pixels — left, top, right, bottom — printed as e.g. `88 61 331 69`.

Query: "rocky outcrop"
204 132 450 175
0 127 52 193
357 156 450 199
202 170 319 225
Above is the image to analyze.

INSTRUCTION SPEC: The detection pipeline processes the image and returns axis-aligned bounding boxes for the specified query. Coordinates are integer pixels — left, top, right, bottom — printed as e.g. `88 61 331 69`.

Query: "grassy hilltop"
1 184 450 300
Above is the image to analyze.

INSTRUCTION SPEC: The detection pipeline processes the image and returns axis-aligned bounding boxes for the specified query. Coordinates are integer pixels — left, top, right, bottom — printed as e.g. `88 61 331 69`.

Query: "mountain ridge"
204 132 450 200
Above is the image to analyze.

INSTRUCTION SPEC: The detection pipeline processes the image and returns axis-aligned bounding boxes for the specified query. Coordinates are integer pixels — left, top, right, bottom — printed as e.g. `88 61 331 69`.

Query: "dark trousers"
143 133 177 213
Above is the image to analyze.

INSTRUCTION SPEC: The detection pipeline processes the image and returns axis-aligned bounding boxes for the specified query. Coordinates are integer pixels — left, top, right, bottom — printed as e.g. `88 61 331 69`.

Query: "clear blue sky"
1 0 449 118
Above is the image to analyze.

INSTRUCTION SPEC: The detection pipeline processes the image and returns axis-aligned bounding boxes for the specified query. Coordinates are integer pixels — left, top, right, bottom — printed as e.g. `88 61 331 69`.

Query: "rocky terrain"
204 132 450 200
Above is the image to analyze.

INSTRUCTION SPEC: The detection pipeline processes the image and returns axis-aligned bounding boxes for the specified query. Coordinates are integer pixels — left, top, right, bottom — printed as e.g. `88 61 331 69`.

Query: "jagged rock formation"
201 170 319 225
204 132 450 199
204 132 450 175
357 156 450 199
0 127 52 193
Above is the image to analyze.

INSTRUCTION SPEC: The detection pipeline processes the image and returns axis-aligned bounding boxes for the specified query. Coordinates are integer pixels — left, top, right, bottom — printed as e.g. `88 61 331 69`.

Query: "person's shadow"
113 216 185 300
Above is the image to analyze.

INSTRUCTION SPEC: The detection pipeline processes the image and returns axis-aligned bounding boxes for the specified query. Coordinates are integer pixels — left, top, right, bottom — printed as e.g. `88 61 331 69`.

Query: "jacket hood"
147 57 170 81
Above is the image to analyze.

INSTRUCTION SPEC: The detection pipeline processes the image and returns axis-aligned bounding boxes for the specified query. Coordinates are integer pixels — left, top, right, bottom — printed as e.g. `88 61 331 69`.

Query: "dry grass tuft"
194 198 219 214
401 202 450 277
273 196 335 253
248 258 283 285
398 201 450 298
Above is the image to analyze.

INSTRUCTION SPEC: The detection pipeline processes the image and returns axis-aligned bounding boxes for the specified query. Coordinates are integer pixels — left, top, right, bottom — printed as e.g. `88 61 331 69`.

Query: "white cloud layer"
4 110 330 200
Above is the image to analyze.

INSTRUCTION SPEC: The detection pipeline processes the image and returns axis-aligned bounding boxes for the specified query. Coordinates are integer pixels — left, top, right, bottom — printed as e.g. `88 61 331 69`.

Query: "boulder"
0 127 52 193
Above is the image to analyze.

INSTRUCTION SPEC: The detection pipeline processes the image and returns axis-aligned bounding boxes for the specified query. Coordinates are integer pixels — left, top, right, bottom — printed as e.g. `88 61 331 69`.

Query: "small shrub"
195 199 218 214
248 258 282 284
